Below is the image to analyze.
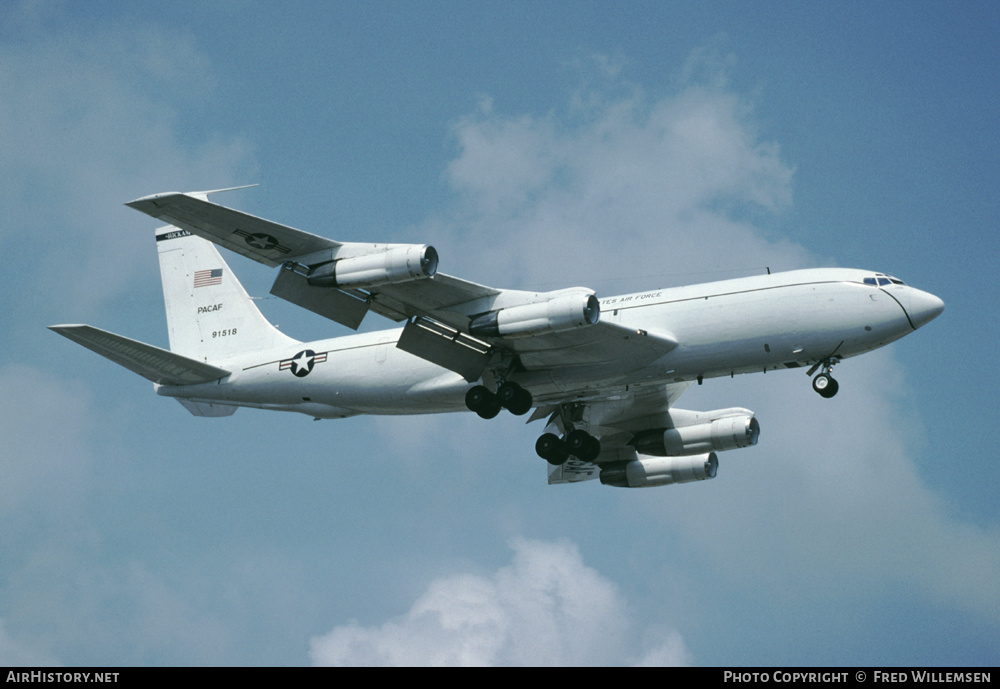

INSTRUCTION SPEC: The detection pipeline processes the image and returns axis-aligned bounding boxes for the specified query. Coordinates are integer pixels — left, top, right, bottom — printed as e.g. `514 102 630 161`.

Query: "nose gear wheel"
808 358 840 398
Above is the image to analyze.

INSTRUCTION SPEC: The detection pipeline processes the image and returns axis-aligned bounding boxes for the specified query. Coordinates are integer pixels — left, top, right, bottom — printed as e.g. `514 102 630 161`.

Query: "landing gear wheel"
465 385 502 419
498 382 533 416
566 429 601 462
812 373 839 398
536 433 570 465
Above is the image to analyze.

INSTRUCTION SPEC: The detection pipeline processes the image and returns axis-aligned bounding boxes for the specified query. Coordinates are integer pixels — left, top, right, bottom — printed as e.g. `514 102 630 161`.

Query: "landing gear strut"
807 346 843 399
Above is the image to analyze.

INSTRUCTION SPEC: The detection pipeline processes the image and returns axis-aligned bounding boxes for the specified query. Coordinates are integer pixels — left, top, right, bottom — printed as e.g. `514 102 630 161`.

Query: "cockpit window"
864 274 906 287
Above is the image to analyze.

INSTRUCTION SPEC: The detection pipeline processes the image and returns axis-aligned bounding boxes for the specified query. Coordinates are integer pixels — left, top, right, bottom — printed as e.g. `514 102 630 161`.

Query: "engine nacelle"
600 453 718 488
468 291 600 338
307 244 438 289
631 413 759 456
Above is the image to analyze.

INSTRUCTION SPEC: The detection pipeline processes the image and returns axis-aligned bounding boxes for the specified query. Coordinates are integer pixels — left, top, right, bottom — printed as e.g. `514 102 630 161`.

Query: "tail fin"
156 226 298 362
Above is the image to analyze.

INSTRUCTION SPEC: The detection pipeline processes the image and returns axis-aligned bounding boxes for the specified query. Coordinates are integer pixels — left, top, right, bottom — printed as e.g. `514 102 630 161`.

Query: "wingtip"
126 185 257 208
125 192 182 208
190 183 259 197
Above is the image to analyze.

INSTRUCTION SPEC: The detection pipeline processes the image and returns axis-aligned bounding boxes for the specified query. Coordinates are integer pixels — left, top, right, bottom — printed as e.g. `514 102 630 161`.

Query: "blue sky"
1 1 997 666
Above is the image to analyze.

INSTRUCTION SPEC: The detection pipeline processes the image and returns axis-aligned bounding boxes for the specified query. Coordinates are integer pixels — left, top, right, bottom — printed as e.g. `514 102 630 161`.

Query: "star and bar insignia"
233 229 291 254
279 349 328 377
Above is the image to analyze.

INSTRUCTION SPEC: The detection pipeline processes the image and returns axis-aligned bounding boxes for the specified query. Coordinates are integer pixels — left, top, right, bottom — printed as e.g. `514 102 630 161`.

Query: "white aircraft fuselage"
51 190 945 486
155 267 943 419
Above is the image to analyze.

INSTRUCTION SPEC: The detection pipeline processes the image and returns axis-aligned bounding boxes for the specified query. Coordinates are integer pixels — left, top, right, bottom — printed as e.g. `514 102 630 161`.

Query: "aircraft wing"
126 191 502 325
126 191 339 267
126 191 679 380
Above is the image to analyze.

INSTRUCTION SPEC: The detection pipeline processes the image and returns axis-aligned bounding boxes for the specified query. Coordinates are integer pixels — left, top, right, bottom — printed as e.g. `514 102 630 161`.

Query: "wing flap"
270 267 371 329
396 317 491 381
48 324 231 386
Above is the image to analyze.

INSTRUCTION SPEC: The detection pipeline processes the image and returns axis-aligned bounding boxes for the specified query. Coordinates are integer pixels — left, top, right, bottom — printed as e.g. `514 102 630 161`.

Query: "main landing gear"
465 382 533 418
534 402 601 466
466 383 601 466
535 430 601 465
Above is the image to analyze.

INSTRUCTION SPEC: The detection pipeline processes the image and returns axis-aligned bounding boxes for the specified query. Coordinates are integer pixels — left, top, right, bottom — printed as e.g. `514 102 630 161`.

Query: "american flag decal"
194 268 223 288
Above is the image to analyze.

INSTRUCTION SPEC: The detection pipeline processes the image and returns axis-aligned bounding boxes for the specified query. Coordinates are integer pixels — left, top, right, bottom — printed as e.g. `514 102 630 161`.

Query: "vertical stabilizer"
156 226 298 362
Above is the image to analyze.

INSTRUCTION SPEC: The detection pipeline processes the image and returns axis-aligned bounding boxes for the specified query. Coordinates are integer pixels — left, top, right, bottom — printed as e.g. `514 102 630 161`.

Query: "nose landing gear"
806 345 844 399
812 372 839 398
808 359 840 398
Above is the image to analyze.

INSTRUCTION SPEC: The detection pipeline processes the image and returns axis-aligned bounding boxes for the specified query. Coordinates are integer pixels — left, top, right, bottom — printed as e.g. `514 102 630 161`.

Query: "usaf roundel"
279 349 327 377
233 228 291 254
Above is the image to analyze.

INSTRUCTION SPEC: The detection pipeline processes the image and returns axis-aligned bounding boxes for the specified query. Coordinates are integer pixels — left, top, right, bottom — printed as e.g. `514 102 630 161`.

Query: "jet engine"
631 412 759 456
468 291 600 338
307 245 438 289
600 453 718 488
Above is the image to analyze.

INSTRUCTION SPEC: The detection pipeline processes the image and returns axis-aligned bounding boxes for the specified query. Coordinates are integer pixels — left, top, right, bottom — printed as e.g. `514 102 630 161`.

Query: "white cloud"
435 60 804 294
310 538 692 666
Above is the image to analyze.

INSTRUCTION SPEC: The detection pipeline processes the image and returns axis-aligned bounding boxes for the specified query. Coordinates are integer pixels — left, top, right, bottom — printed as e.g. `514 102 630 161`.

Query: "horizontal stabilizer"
48 324 231 386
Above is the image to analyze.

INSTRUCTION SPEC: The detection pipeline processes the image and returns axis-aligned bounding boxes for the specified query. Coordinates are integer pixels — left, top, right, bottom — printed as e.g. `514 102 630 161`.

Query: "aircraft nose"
908 288 945 329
